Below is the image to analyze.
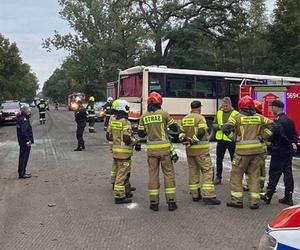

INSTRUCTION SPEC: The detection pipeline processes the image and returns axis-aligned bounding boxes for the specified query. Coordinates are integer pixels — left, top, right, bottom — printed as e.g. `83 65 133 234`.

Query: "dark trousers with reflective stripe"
216 140 235 179
18 144 31 177
267 154 294 195
88 116 95 132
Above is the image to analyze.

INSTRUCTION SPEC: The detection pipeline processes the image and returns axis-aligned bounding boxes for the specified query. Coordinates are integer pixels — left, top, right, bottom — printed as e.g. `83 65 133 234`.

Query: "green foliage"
43 0 300 102
0 34 38 102
265 0 300 76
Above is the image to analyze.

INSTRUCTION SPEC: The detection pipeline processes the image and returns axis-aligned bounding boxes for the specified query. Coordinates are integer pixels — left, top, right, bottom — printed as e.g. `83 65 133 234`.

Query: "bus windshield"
120 74 142 97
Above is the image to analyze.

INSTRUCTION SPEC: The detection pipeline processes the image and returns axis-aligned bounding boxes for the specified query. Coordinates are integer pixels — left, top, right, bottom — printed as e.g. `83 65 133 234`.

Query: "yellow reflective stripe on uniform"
110 171 116 177
146 144 171 149
143 115 163 125
264 128 272 136
228 117 236 125
182 118 195 127
110 121 122 130
161 123 166 141
149 189 159 196
165 187 176 194
240 116 261 125
112 148 133 154
249 192 260 199
168 118 175 126
240 126 245 139
231 191 243 198
202 183 214 190
138 125 145 130
259 177 265 181
236 143 262 149
263 117 271 124
114 185 125 191
189 184 200 190
198 123 207 129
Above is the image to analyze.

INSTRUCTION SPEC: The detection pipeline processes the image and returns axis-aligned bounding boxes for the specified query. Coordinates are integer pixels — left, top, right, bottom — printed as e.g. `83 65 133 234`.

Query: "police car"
258 204 300 249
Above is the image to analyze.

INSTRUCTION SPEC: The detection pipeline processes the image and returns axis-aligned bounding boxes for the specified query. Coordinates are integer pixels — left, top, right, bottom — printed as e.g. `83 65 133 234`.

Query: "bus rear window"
120 75 142 97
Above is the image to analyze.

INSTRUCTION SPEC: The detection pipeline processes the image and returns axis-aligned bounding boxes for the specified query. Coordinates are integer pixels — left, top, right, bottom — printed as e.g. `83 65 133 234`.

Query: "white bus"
118 65 300 126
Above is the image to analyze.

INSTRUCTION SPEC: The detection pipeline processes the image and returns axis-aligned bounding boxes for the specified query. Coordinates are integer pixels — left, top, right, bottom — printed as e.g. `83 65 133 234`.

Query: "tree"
0 33 38 101
266 0 300 76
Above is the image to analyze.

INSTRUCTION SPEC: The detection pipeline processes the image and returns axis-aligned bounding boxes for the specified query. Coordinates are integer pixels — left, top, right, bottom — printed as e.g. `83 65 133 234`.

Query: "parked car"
95 101 106 122
0 100 21 124
258 204 300 249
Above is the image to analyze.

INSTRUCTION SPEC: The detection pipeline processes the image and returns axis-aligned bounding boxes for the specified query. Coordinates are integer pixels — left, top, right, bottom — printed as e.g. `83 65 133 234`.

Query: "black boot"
261 191 273 205
150 202 159 211
279 192 294 206
167 200 177 211
226 201 243 208
250 203 259 210
126 192 133 198
130 187 136 192
192 188 202 202
74 147 82 151
204 197 221 205
115 197 132 204
214 177 221 185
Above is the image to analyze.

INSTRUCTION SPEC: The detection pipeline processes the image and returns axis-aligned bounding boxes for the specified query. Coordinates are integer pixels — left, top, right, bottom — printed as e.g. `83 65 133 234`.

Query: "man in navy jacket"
16 105 34 179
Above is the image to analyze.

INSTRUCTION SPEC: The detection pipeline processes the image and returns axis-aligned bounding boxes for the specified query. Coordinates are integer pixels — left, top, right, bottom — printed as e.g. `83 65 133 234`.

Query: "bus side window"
195 77 216 98
149 73 164 95
165 74 194 98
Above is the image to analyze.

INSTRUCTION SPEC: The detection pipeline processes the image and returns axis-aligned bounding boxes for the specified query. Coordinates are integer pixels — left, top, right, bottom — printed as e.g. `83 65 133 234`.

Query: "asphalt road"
0 108 299 250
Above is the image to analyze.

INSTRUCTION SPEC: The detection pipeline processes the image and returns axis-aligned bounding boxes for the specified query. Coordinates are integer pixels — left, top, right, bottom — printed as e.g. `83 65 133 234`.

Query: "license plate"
5 117 13 120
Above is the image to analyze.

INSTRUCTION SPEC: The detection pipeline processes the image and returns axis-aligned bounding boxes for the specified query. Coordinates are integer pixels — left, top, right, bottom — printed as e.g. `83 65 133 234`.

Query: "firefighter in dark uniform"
103 97 114 131
86 96 96 133
262 100 298 206
16 105 34 179
74 97 87 151
213 97 239 184
37 99 47 125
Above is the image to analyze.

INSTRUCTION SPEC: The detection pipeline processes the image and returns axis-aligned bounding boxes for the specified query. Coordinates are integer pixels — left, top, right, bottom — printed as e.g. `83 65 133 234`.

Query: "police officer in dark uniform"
74 98 87 151
262 100 298 206
16 105 34 179
37 99 47 125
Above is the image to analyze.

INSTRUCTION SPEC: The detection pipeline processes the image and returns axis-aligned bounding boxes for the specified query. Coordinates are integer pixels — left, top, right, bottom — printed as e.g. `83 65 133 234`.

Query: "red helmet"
239 95 254 110
147 91 162 105
253 100 262 113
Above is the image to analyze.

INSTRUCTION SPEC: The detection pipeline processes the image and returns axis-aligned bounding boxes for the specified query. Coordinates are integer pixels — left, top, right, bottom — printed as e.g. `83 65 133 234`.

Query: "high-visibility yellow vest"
215 109 239 141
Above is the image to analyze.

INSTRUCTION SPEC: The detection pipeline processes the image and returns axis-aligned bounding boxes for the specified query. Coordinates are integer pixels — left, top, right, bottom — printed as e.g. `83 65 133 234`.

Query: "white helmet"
107 97 113 102
115 100 129 112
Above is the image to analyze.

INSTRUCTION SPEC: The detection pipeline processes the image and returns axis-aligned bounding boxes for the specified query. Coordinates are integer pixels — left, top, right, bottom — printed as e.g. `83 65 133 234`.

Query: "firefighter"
16 105 34 179
103 97 114 131
37 99 47 125
262 100 298 206
223 96 272 209
213 97 239 184
106 100 140 204
86 96 96 133
74 97 87 151
243 100 267 193
179 101 221 205
108 99 138 192
138 91 179 212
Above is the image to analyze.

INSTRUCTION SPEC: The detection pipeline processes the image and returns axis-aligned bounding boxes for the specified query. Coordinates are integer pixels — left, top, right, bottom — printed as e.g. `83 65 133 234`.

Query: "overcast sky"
0 0 277 89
